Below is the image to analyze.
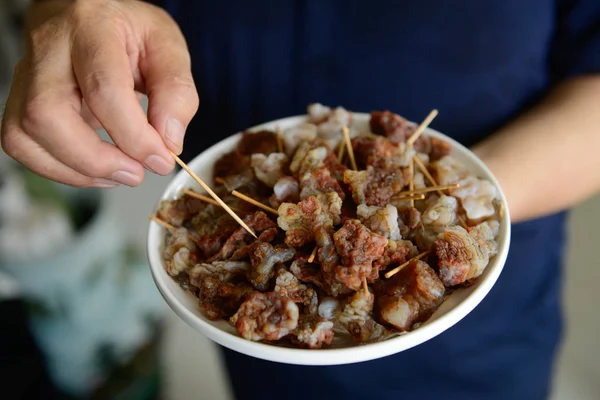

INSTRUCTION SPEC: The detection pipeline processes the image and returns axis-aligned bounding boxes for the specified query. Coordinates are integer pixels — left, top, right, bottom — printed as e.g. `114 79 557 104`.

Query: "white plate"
147 113 511 365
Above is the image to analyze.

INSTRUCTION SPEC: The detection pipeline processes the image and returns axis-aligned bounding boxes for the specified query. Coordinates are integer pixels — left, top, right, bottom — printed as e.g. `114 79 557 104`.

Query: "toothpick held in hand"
231 190 279 216
407 109 439 148
385 251 430 279
342 126 357 170
170 151 257 238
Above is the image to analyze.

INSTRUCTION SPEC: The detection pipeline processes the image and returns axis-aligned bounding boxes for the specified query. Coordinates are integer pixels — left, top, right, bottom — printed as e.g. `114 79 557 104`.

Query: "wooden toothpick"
170 151 257 238
394 183 460 197
409 158 415 207
308 247 317 263
182 188 240 211
406 109 438 148
362 277 369 297
231 190 279 215
148 215 200 246
342 126 357 170
385 251 430 279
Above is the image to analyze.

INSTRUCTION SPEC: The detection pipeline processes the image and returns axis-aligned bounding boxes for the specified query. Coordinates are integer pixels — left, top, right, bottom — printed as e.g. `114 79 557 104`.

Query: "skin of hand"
0 0 199 188
472 75 600 224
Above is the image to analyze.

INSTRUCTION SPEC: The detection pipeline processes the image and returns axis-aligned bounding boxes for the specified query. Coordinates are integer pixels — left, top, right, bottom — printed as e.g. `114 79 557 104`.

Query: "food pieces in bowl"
154 104 504 349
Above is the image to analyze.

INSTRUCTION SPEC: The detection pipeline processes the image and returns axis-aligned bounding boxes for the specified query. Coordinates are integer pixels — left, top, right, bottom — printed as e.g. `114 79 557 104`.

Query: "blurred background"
1 1 599 399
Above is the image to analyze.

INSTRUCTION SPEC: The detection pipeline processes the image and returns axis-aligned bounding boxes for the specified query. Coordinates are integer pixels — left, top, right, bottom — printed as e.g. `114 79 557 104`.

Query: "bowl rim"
147 113 511 365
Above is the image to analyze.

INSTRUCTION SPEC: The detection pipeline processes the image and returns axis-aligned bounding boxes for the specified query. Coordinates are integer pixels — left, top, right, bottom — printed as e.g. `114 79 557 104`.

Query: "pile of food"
155 104 503 349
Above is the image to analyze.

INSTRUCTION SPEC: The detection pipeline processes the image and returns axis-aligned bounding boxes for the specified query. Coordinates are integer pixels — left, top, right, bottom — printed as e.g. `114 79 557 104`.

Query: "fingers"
142 8 199 154
71 27 175 175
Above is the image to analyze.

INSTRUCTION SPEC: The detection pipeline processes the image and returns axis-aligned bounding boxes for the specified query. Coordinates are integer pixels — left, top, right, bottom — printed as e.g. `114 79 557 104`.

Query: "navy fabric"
147 1 600 398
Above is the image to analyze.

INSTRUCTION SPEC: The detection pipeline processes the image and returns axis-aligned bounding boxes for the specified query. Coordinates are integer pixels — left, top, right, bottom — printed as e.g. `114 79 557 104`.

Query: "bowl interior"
147 113 511 365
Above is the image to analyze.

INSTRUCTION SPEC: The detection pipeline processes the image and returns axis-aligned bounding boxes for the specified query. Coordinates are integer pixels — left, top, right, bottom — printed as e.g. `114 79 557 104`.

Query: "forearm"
472 75 600 223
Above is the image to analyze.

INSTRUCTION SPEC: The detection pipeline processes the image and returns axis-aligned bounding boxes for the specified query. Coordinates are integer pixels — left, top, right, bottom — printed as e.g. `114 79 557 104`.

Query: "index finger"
71 28 175 176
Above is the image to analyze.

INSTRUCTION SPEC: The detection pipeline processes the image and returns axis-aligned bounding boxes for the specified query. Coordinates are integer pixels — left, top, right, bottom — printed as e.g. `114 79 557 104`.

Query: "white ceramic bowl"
147 113 511 365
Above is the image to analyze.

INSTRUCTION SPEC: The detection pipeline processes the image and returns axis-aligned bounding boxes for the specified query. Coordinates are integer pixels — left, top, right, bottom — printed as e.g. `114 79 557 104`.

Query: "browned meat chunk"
397 206 422 238
247 242 296 291
291 315 334 349
278 193 342 247
157 194 206 226
231 292 299 341
370 110 414 144
351 136 398 168
323 153 347 183
290 256 325 289
209 212 278 262
434 226 491 287
338 289 386 342
344 160 407 207
376 260 445 331
213 150 251 182
189 261 253 320
237 130 279 156
163 227 198 277
274 267 318 314
373 239 418 272
333 220 387 290
315 226 353 297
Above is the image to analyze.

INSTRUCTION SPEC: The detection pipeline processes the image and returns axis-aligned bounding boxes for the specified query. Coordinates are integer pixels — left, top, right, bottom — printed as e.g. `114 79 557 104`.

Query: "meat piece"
189 261 252 320
469 221 499 258
237 130 279 156
219 169 257 193
429 155 469 186
247 243 296 291
317 297 342 321
278 192 342 248
338 289 386 342
307 103 331 124
290 256 324 289
209 212 278 261
397 206 422 238
231 292 299 341
415 227 441 252
351 135 398 168
283 124 318 155
450 176 498 221
370 110 413 144
251 152 288 187
315 226 352 297
344 162 407 207
289 140 329 175
333 220 387 290
316 106 352 149
299 165 345 200
373 239 418 272
213 150 251 181
157 194 206 226
163 227 197 276
292 315 334 349
190 205 241 257
357 204 402 240
323 153 347 182
269 176 300 208
434 225 492 286
274 267 318 314
376 260 445 331
429 137 452 161
422 195 459 230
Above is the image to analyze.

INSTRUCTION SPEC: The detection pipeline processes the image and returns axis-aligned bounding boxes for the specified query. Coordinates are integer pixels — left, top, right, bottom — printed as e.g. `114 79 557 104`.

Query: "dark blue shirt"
153 1 600 399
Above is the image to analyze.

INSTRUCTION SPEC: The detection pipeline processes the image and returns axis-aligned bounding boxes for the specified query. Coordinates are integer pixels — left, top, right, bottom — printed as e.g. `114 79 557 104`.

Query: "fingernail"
111 171 142 186
144 155 173 176
166 118 184 152
92 178 121 188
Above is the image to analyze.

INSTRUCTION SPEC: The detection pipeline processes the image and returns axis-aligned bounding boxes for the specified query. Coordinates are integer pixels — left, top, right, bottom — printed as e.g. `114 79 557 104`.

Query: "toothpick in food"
385 251 430 279
148 215 200 246
342 125 358 170
231 190 279 216
406 109 439 148
308 247 317 263
394 183 460 197
362 277 369 297
170 151 257 238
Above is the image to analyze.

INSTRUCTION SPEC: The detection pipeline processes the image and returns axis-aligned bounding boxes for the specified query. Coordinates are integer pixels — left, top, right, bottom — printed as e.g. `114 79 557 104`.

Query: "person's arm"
472 75 600 223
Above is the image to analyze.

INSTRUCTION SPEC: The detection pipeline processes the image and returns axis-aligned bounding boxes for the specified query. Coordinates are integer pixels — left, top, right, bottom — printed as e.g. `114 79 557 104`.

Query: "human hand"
1 0 199 187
